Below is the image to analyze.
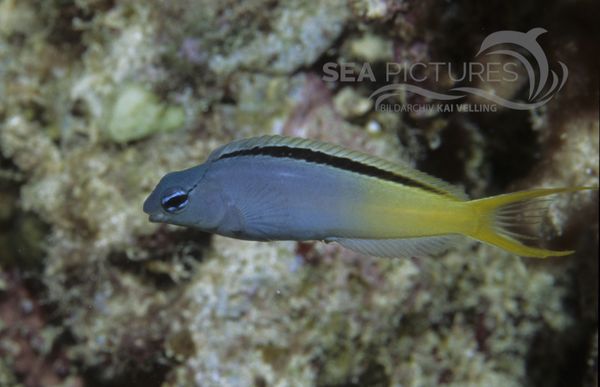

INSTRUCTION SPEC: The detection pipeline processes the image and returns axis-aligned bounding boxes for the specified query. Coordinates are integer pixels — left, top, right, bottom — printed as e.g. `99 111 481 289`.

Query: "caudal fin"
467 186 596 258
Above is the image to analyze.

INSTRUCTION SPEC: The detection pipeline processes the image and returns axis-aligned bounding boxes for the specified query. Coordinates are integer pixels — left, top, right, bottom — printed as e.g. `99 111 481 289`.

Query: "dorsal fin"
209 135 468 200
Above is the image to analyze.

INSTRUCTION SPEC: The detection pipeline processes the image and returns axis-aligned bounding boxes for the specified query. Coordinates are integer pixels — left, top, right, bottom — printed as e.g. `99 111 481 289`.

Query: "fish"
143 135 595 258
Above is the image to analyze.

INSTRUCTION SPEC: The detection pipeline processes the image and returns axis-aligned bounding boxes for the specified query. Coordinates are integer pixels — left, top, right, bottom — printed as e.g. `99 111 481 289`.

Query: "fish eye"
161 187 189 213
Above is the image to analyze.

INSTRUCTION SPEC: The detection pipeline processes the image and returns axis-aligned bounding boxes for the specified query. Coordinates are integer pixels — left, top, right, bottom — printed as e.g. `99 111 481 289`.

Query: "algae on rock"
106 84 185 143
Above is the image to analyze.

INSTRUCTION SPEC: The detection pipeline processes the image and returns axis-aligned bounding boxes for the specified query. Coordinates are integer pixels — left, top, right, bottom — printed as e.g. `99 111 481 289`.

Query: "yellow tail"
467 186 596 258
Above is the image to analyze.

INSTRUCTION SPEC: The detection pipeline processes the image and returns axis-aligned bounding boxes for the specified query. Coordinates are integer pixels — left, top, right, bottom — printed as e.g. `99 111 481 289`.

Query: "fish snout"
143 192 164 223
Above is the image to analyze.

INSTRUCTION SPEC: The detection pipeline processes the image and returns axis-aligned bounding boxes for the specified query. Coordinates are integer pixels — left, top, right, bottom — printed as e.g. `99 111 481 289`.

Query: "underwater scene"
0 0 598 386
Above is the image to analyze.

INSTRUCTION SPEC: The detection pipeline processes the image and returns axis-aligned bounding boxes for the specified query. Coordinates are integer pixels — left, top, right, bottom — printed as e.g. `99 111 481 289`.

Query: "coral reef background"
0 0 598 386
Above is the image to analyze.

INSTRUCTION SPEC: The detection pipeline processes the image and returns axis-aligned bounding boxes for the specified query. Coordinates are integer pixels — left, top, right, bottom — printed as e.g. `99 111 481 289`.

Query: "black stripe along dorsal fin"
209 135 468 200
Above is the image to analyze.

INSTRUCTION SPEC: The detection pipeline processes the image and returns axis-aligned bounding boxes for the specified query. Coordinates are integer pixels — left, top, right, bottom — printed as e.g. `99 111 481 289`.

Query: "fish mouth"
149 213 164 223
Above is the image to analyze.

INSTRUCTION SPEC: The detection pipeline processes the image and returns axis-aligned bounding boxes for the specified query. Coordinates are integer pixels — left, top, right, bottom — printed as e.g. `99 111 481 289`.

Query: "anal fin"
330 235 459 258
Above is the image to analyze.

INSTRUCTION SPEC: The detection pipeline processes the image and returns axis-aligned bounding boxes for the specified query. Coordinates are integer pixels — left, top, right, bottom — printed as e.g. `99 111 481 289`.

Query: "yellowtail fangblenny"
143 135 596 258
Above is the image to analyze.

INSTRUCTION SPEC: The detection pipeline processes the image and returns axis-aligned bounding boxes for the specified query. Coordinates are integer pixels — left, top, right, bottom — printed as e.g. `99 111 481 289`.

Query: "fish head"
143 164 226 231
